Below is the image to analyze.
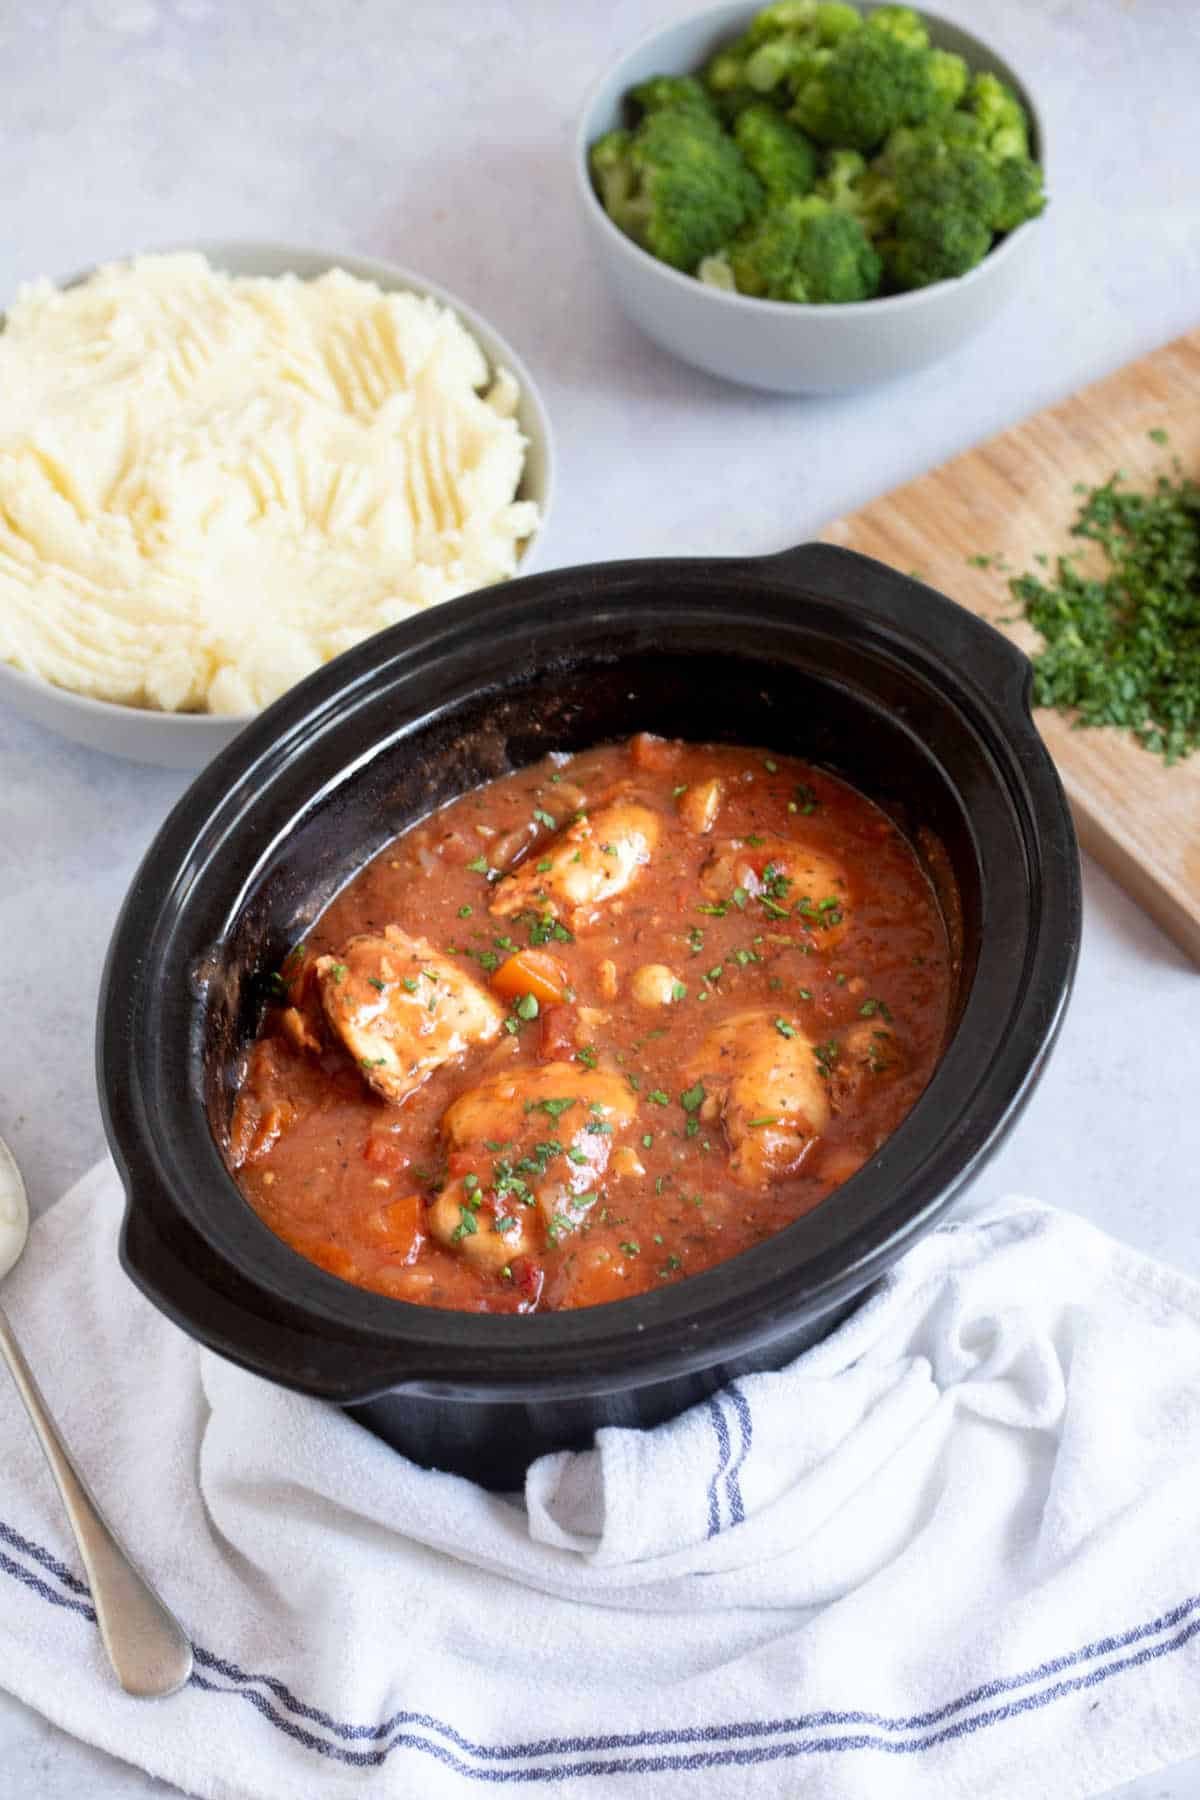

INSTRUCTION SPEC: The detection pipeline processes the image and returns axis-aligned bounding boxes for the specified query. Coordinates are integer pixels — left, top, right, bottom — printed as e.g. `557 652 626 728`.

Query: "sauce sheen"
229 735 954 1312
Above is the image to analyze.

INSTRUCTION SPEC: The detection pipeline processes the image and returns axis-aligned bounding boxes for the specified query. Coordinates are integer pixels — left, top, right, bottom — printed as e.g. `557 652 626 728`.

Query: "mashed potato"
0 253 539 714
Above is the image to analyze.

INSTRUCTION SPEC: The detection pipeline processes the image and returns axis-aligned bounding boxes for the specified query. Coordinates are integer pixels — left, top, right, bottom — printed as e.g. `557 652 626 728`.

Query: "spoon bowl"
0 1133 193 1696
0 1137 29 1280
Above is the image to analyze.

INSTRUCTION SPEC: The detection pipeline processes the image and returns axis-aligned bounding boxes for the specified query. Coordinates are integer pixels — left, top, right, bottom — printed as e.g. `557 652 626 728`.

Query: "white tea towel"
0 1162 1198 1800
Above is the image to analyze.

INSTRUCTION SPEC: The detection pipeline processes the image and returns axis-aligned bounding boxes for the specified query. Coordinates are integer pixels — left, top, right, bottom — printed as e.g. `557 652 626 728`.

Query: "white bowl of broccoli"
575 2 1046 392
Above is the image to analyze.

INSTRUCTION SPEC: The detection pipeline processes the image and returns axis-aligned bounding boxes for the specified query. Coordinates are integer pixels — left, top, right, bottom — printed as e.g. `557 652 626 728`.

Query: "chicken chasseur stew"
229 733 955 1312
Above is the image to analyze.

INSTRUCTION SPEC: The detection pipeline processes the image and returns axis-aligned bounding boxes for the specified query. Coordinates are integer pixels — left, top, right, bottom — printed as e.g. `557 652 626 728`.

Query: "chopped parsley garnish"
451 1207 479 1242
859 998 893 1020
679 1081 705 1113
458 904 473 919
360 1056 387 1068
647 1089 670 1106
523 909 573 947
697 902 728 917
537 859 552 873
1005 464 1200 763
466 855 489 874
515 992 540 1021
774 1018 797 1038
526 1096 577 1119
533 808 557 830
328 962 348 983
619 1240 641 1257
576 1045 599 1069
367 976 386 992
814 1041 839 1078
567 1147 588 1165
747 1115 779 1129
642 1133 653 1149
731 886 748 910
671 980 687 1002
402 977 419 993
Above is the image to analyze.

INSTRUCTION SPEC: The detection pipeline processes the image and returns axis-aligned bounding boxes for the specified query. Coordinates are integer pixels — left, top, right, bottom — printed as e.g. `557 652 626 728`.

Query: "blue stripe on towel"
1 1514 1197 1780
724 1385 753 1526
704 1396 732 1538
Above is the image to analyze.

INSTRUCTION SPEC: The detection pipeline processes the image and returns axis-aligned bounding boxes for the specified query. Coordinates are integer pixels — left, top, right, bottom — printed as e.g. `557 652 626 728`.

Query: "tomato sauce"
229 734 954 1311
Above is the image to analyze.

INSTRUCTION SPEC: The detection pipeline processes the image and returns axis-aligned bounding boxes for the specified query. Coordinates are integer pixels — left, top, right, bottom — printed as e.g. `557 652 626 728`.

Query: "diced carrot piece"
538 1004 577 1062
491 948 568 1006
308 1242 359 1281
368 1194 425 1264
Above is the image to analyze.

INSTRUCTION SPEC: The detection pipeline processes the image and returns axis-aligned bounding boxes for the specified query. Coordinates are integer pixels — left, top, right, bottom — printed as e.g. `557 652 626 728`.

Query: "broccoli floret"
865 5 929 51
878 120 1042 233
744 34 829 96
789 28 939 150
927 48 969 114
817 146 868 208
816 145 897 235
963 72 1032 161
589 108 763 272
740 3 861 98
992 154 1046 231
729 193 882 301
701 33 766 122
734 104 820 202
746 1 862 46
897 139 1003 221
881 199 992 288
629 74 717 119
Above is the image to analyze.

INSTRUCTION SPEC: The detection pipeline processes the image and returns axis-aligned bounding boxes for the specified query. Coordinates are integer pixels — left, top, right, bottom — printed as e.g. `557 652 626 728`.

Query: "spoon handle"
0 1304 193 1697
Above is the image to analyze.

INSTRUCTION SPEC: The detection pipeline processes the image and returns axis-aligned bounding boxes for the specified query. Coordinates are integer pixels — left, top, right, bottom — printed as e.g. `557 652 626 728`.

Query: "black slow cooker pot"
98 544 1080 1489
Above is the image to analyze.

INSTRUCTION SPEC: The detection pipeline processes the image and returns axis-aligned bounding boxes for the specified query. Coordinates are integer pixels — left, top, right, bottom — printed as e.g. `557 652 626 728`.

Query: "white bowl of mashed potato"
0 242 554 769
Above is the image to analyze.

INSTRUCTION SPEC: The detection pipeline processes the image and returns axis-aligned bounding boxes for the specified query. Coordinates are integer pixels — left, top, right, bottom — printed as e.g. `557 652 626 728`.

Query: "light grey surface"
576 2 1045 391
0 1 1198 1795
0 240 555 769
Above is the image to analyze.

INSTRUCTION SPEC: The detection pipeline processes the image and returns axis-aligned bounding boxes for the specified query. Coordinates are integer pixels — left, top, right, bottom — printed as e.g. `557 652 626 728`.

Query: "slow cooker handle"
759 541 1033 714
119 1190 423 1405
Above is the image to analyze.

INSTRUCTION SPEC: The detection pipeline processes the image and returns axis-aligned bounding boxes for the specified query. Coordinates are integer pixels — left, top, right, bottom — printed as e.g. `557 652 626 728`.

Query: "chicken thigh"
684 1009 831 1190
489 801 658 930
315 926 504 1106
700 835 850 945
427 1062 638 1271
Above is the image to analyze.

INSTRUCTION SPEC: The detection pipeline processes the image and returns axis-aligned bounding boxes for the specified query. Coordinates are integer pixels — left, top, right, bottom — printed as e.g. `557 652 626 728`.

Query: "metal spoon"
0 1135 193 1697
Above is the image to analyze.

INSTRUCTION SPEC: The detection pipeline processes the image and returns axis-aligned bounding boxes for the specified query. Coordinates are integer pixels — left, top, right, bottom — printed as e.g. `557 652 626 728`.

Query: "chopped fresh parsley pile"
1004 445 1200 765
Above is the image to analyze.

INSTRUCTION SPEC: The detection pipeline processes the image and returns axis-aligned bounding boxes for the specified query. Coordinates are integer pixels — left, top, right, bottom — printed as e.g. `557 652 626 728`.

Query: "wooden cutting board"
819 328 1200 967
